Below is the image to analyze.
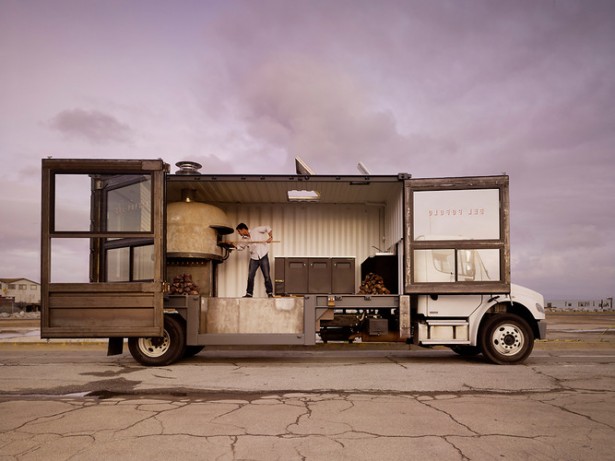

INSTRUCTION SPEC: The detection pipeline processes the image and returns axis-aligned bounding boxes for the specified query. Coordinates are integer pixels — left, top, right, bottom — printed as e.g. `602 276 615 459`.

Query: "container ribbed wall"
384 189 404 251
217 204 384 297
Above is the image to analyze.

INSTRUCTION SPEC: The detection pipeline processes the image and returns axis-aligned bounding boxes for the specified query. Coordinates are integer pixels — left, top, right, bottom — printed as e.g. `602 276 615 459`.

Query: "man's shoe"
267 293 274 298
243 294 253 298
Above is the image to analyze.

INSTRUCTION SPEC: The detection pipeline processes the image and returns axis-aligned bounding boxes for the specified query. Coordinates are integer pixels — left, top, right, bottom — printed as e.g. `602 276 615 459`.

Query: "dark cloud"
48 109 132 144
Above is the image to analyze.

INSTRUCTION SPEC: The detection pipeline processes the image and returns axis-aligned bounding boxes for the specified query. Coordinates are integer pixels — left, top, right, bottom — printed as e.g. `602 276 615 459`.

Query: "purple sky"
1 0 614 300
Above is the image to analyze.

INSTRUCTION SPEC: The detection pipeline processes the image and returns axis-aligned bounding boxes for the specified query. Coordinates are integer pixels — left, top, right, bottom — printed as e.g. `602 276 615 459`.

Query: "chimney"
175 161 202 175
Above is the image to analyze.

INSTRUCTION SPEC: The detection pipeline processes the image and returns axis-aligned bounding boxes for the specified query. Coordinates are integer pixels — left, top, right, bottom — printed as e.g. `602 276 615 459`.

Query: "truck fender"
468 286 546 345
468 298 505 346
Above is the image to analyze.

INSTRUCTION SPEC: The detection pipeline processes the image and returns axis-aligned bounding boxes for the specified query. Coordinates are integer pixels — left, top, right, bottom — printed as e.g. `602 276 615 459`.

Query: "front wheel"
128 315 186 366
450 345 481 357
480 314 534 365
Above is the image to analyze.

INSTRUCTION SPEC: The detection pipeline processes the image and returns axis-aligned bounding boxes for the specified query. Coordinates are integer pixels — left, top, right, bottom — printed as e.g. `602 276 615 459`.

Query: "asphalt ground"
1 311 614 347
1 311 614 460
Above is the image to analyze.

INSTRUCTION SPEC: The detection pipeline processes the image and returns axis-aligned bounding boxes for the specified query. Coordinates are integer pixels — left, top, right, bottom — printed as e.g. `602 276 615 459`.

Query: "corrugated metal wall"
384 188 404 252
217 203 386 297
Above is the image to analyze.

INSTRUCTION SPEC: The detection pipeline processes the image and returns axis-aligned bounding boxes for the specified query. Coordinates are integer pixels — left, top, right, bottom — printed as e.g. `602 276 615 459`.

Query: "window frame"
404 175 511 294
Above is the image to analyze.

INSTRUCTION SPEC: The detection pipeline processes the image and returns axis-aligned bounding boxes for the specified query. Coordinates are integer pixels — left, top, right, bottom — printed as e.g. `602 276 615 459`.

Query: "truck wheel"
128 315 186 366
450 345 481 357
480 314 534 365
183 345 205 358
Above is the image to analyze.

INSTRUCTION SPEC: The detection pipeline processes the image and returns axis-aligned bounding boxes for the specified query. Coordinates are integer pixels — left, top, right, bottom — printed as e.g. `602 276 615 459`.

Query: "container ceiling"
166 175 405 205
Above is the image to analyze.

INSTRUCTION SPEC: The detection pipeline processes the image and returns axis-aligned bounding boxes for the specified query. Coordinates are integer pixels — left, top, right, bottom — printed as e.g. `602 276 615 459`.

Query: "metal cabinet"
275 257 355 295
331 258 355 294
308 258 331 293
283 258 309 294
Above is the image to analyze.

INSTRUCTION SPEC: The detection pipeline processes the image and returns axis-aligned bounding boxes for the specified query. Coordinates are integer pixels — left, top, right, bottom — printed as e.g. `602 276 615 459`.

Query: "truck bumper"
537 320 547 340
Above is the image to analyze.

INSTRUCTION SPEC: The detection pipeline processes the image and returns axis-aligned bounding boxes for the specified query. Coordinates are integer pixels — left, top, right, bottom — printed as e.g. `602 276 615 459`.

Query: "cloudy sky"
1 0 614 300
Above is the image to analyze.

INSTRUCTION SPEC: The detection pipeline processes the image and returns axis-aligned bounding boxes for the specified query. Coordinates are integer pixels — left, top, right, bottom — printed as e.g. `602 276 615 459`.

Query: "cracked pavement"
1 348 614 460
1 389 614 460
1 312 614 460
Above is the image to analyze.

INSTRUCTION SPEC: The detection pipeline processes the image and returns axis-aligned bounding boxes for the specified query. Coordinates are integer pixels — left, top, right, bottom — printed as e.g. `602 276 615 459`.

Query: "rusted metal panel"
399 295 411 339
204 298 304 334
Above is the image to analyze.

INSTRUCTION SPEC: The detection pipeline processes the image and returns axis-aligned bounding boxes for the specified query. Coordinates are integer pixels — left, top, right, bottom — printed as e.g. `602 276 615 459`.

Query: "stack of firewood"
169 273 199 295
359 272 391 295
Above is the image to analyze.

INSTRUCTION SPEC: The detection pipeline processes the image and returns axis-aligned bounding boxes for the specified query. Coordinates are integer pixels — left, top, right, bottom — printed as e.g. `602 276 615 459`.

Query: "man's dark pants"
246 254 273 296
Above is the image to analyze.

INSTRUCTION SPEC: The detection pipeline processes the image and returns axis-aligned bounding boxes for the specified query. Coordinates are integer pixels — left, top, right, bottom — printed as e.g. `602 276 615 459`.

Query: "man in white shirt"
234 223 274 298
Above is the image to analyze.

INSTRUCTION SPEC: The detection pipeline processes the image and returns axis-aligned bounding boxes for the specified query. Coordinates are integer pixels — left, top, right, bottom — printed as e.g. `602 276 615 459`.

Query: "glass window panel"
133 245 154 281
457 249 500 282
106 247 130 282
413 189 500 240
54 175 92 232
414 249 455 283
414 249 501 284
107 177 152 232
51 239 90 282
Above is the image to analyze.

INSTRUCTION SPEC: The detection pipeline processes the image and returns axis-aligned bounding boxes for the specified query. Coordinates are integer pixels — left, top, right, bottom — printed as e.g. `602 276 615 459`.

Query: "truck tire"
128 315 186 366
450 345 481 357
479 313 534 365
183 345 205 358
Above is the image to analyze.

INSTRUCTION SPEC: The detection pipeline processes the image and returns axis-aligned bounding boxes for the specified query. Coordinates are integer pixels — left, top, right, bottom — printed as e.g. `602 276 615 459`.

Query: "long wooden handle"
222 240 281 244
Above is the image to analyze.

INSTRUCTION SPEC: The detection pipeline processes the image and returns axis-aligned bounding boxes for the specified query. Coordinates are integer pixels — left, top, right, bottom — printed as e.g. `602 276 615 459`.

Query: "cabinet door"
284 258 308 294
332 258 355 294
308 258 331 293
274 257 285 295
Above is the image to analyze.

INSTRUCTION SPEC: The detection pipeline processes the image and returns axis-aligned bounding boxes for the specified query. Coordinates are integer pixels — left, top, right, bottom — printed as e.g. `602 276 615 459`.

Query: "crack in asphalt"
2 390 614 461
0 384 583 401
2 339 614 459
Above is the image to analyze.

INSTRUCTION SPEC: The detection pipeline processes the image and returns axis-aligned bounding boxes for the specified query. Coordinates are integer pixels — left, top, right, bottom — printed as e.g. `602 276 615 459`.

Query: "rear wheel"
480 314 534 365
128 315 186 366
183 345 205 358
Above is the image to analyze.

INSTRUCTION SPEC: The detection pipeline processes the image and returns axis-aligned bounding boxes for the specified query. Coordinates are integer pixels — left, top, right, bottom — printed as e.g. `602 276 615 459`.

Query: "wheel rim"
490 323 525 356
137 331 170 358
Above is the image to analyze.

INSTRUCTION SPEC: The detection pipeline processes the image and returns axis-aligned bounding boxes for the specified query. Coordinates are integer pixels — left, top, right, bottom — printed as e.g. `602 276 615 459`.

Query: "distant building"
0 278 41 312
546 298 613 311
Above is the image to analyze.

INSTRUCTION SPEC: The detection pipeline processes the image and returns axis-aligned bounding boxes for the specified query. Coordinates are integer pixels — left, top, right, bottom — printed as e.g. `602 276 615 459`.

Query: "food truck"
40 158 546 365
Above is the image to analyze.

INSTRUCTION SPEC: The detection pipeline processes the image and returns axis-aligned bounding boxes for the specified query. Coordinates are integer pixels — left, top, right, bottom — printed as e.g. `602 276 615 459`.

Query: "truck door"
404 175 510 294
41 159 167 338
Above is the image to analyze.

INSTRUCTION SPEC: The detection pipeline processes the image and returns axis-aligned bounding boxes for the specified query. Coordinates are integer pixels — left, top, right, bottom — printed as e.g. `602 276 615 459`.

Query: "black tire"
479 314 534 365
128 315 186 366
183 345 205 359
450 345 481 357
